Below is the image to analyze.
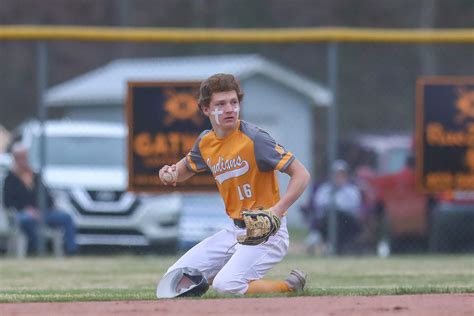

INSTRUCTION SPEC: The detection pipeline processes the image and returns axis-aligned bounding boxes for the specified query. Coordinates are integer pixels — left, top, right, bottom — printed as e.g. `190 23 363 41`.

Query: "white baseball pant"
165 217 289 294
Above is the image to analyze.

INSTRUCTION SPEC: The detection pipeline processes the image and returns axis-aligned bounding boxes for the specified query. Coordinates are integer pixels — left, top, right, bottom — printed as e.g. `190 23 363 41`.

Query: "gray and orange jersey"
185 120 295 219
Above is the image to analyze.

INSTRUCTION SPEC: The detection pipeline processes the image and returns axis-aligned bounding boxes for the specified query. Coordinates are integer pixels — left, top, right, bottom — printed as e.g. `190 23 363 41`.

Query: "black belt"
233 219 246 229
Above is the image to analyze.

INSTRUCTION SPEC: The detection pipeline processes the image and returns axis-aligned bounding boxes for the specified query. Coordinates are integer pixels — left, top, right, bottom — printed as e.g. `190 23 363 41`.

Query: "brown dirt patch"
0 294 472 316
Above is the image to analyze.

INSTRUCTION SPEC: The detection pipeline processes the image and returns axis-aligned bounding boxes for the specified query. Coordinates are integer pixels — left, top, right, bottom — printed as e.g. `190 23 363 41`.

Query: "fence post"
36 41 48 255
327 41 339 255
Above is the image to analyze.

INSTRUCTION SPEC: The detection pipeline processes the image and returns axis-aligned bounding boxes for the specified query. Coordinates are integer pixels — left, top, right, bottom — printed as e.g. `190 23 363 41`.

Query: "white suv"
2 120 181 250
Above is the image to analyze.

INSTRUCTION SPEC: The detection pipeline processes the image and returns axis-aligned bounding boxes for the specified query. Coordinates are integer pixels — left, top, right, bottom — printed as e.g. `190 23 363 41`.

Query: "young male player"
158 73 311 295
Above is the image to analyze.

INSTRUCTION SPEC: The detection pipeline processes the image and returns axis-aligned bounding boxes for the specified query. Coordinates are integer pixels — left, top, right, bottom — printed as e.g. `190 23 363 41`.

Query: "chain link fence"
0 27 473 257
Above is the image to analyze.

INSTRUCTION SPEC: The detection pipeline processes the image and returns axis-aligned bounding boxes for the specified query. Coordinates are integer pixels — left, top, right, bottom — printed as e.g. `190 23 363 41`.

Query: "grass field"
0 254 472 303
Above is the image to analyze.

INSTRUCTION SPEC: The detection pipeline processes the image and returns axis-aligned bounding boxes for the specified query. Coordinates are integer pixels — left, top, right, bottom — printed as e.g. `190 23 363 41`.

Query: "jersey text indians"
207 155 250 184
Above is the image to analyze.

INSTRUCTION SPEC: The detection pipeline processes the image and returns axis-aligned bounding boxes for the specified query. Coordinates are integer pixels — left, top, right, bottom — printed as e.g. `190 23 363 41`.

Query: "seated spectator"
2 143 78 255
311 159 362 254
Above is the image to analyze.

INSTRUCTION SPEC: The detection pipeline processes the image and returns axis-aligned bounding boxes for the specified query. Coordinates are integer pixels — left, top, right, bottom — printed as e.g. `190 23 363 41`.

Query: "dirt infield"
0 294 472 315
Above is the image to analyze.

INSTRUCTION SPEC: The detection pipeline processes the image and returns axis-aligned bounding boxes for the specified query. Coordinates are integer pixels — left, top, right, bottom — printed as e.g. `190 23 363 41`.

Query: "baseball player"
158 73 311 295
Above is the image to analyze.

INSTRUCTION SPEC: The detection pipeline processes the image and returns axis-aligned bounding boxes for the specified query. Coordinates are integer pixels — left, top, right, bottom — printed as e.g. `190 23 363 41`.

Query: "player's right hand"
159 164 177 186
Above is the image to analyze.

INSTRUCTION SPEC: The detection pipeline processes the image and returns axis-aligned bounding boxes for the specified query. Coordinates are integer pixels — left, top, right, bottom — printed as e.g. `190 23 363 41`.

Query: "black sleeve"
46 186 54 209
34 173 54 209
2 175 12 208
3 174 23 210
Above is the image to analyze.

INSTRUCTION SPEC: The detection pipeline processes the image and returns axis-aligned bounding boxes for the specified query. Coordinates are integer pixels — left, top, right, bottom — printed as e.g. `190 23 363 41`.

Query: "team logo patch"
275 144 285 156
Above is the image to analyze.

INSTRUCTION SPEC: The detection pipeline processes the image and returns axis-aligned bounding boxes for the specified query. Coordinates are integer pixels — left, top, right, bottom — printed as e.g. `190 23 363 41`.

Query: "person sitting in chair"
2 143 78 255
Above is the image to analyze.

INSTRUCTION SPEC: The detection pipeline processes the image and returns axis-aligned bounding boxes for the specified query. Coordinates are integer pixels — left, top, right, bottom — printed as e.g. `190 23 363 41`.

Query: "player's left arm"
269 159 311 218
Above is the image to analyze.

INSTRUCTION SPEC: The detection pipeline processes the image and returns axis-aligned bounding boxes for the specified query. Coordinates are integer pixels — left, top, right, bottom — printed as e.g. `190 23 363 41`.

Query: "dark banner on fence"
126 82 215 192
416 77 474 192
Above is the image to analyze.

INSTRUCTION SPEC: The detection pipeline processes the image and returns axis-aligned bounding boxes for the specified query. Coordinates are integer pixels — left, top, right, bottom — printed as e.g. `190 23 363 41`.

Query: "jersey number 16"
237 184 252 200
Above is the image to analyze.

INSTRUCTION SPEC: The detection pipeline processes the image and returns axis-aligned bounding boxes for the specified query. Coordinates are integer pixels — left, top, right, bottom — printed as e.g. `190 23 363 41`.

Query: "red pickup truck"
364 164 430 253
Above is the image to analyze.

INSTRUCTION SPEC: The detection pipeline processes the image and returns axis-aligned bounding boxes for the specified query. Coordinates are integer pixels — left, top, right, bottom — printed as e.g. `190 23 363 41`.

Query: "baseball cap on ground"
156 267 209 299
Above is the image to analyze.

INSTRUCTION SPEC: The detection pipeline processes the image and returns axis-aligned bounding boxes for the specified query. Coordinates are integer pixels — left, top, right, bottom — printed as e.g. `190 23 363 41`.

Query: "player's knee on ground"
212 273 247 295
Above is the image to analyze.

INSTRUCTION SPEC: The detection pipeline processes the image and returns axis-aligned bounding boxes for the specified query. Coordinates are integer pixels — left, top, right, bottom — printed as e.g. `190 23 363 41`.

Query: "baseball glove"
236 209 281 246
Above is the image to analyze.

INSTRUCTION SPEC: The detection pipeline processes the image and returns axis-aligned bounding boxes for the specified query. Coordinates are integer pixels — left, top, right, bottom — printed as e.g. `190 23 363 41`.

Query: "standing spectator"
308 160 362 254
2 143 78 255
